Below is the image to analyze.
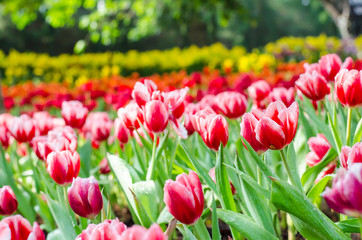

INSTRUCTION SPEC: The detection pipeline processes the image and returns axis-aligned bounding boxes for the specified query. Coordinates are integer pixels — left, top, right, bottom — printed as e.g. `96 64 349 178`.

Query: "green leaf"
307 175 333 205
336 219 360 233
217 209 279 240
46 229 64 240
156 207 173 224
131 181 160 222
46 197 77 240
178 225 198 240
286 144 303 191
327 113 343 154
353 117 362 144
211 197 221 240
78 140 92 177
270 178 349 240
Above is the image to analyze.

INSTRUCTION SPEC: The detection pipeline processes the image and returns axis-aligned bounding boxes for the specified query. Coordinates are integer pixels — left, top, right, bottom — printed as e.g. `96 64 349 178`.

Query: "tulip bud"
46 150 80 186
254 101 299 150
0 215 45 240
335 69 362 108
7 114 36 143
132 80 158 108
61 101 88 129
323 163 362 218
0 186 17 215
163 171 204 225
214 91 248 119
295 70 330 101
115 118 131 145
68 177 103 219
99 158 111 174
76 218 128 240
144 100 169 133
120 224 167 240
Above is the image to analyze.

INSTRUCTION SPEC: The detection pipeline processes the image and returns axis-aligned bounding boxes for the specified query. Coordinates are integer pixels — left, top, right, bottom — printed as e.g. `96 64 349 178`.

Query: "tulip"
318 53 342 82
81 112 113 143
0 126 10 149
162 87 189 119
295 70 330 101
118 102 144 130
240 112 268 154
268 87 295 107
163 171 204 225
61 101 88 129
31 136 48 161
254 101 299 150
120 224 167 240
193 108 228 151
340 142 362 169
248 80 271 102
0 186 18 216
76 218 127 240
144 100 169 133
7 115 35 143
132 79 158 108
115 118 131 145
214 91 248 119
183 103 198 135
0 215 45 240
335 69 362 108
68 177 103 219
323 163 362 217
33 112 54 136
305 134 331 167
99 158 111 174
46 150 80 186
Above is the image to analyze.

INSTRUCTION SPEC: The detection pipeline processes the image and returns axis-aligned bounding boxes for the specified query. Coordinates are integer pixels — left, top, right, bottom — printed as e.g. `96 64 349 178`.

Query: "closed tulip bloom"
31 136 48 161
323 163 362 217
248 80 271 102
214 91 248 119
340 142 362 169
318 53 342 82
115 118 131 145
163 171 204 225
162 88 188 119
46 150 80 186
295 70 330 101
144 100 169 133
118 102 144 130
268 87 295 107
68 177 103 219
335 69 362 107
0 215 45 240
305 134 331 167
76 219 127 240
120 224 167 240
99 158 111 174
61 101 89 129
132 79 158 108
81 112 113 142
240 112 268 154
0 126 10 149
193 108 228 151
0 186 17 216
254 101 299 150
33 112 54 136
7 115 35 143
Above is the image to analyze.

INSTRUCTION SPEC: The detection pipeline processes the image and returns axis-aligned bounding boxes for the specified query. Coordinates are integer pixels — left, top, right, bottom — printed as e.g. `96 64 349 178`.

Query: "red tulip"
318 54 342 82
193 108 228 151
268 87 295 107
0 215 45 240
132 79 157 108
81 112 113 142
46 150 80 186
0 186 17 216
115 118 131 145
61 101 88 129
0 126 10 149
214 91 248 119
248 80 271 102
144 100 169 133
240 112 268 154
76 219 127 240
120 224 167 240
163 171 204 225
162 87 188 119
183 103 199 135
254 101 299 150
33 112 54 136
335 69 362 107
340 142 362 169
31 136 47 161
7 115 35 143
118 102 144 130
99 158 111 174
295 70 330 101
68 177 103 219
323 163 362 217
305 134 331 167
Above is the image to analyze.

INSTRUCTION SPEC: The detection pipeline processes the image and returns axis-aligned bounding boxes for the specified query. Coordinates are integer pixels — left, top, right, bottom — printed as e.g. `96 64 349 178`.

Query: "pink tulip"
144 100 169 133
318 54 342 82
120 224 167 240
162 87 189 119
305 134 331 167
248 80 271 102
118 102 144 130
68 177 103 219
0 215 45 240
214 91 248 119
295 70 330 101
268 87 295 107
61 101 88 129
0 186 17 216
81 112 113 143
33 112 54 136
240 112 268 154
115 118 131 145
254 101 299 150
7 115 35 143
335 69 362 107
340 142 362 169
132 79 158 108
76 219 127 240
163 171 204 225
46 150 80 186
0 126 10 149
99 158 111 174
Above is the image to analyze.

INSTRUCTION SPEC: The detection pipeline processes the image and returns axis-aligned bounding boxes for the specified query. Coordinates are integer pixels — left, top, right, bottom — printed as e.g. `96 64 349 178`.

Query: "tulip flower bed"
2 53 362 240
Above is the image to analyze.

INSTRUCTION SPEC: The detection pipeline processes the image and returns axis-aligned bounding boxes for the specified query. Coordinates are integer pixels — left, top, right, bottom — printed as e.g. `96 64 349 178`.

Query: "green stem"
146 134 158 181
359 218 362 239
280 149 296 187
193 218 211 240
346 108 352 146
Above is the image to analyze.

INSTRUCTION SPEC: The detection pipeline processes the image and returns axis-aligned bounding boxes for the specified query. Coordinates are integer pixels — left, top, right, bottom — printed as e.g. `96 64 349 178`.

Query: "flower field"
2 37 362 240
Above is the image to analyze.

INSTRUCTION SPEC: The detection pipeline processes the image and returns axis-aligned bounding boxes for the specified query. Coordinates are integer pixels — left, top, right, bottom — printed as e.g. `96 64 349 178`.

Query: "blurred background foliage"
0 0 341 54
